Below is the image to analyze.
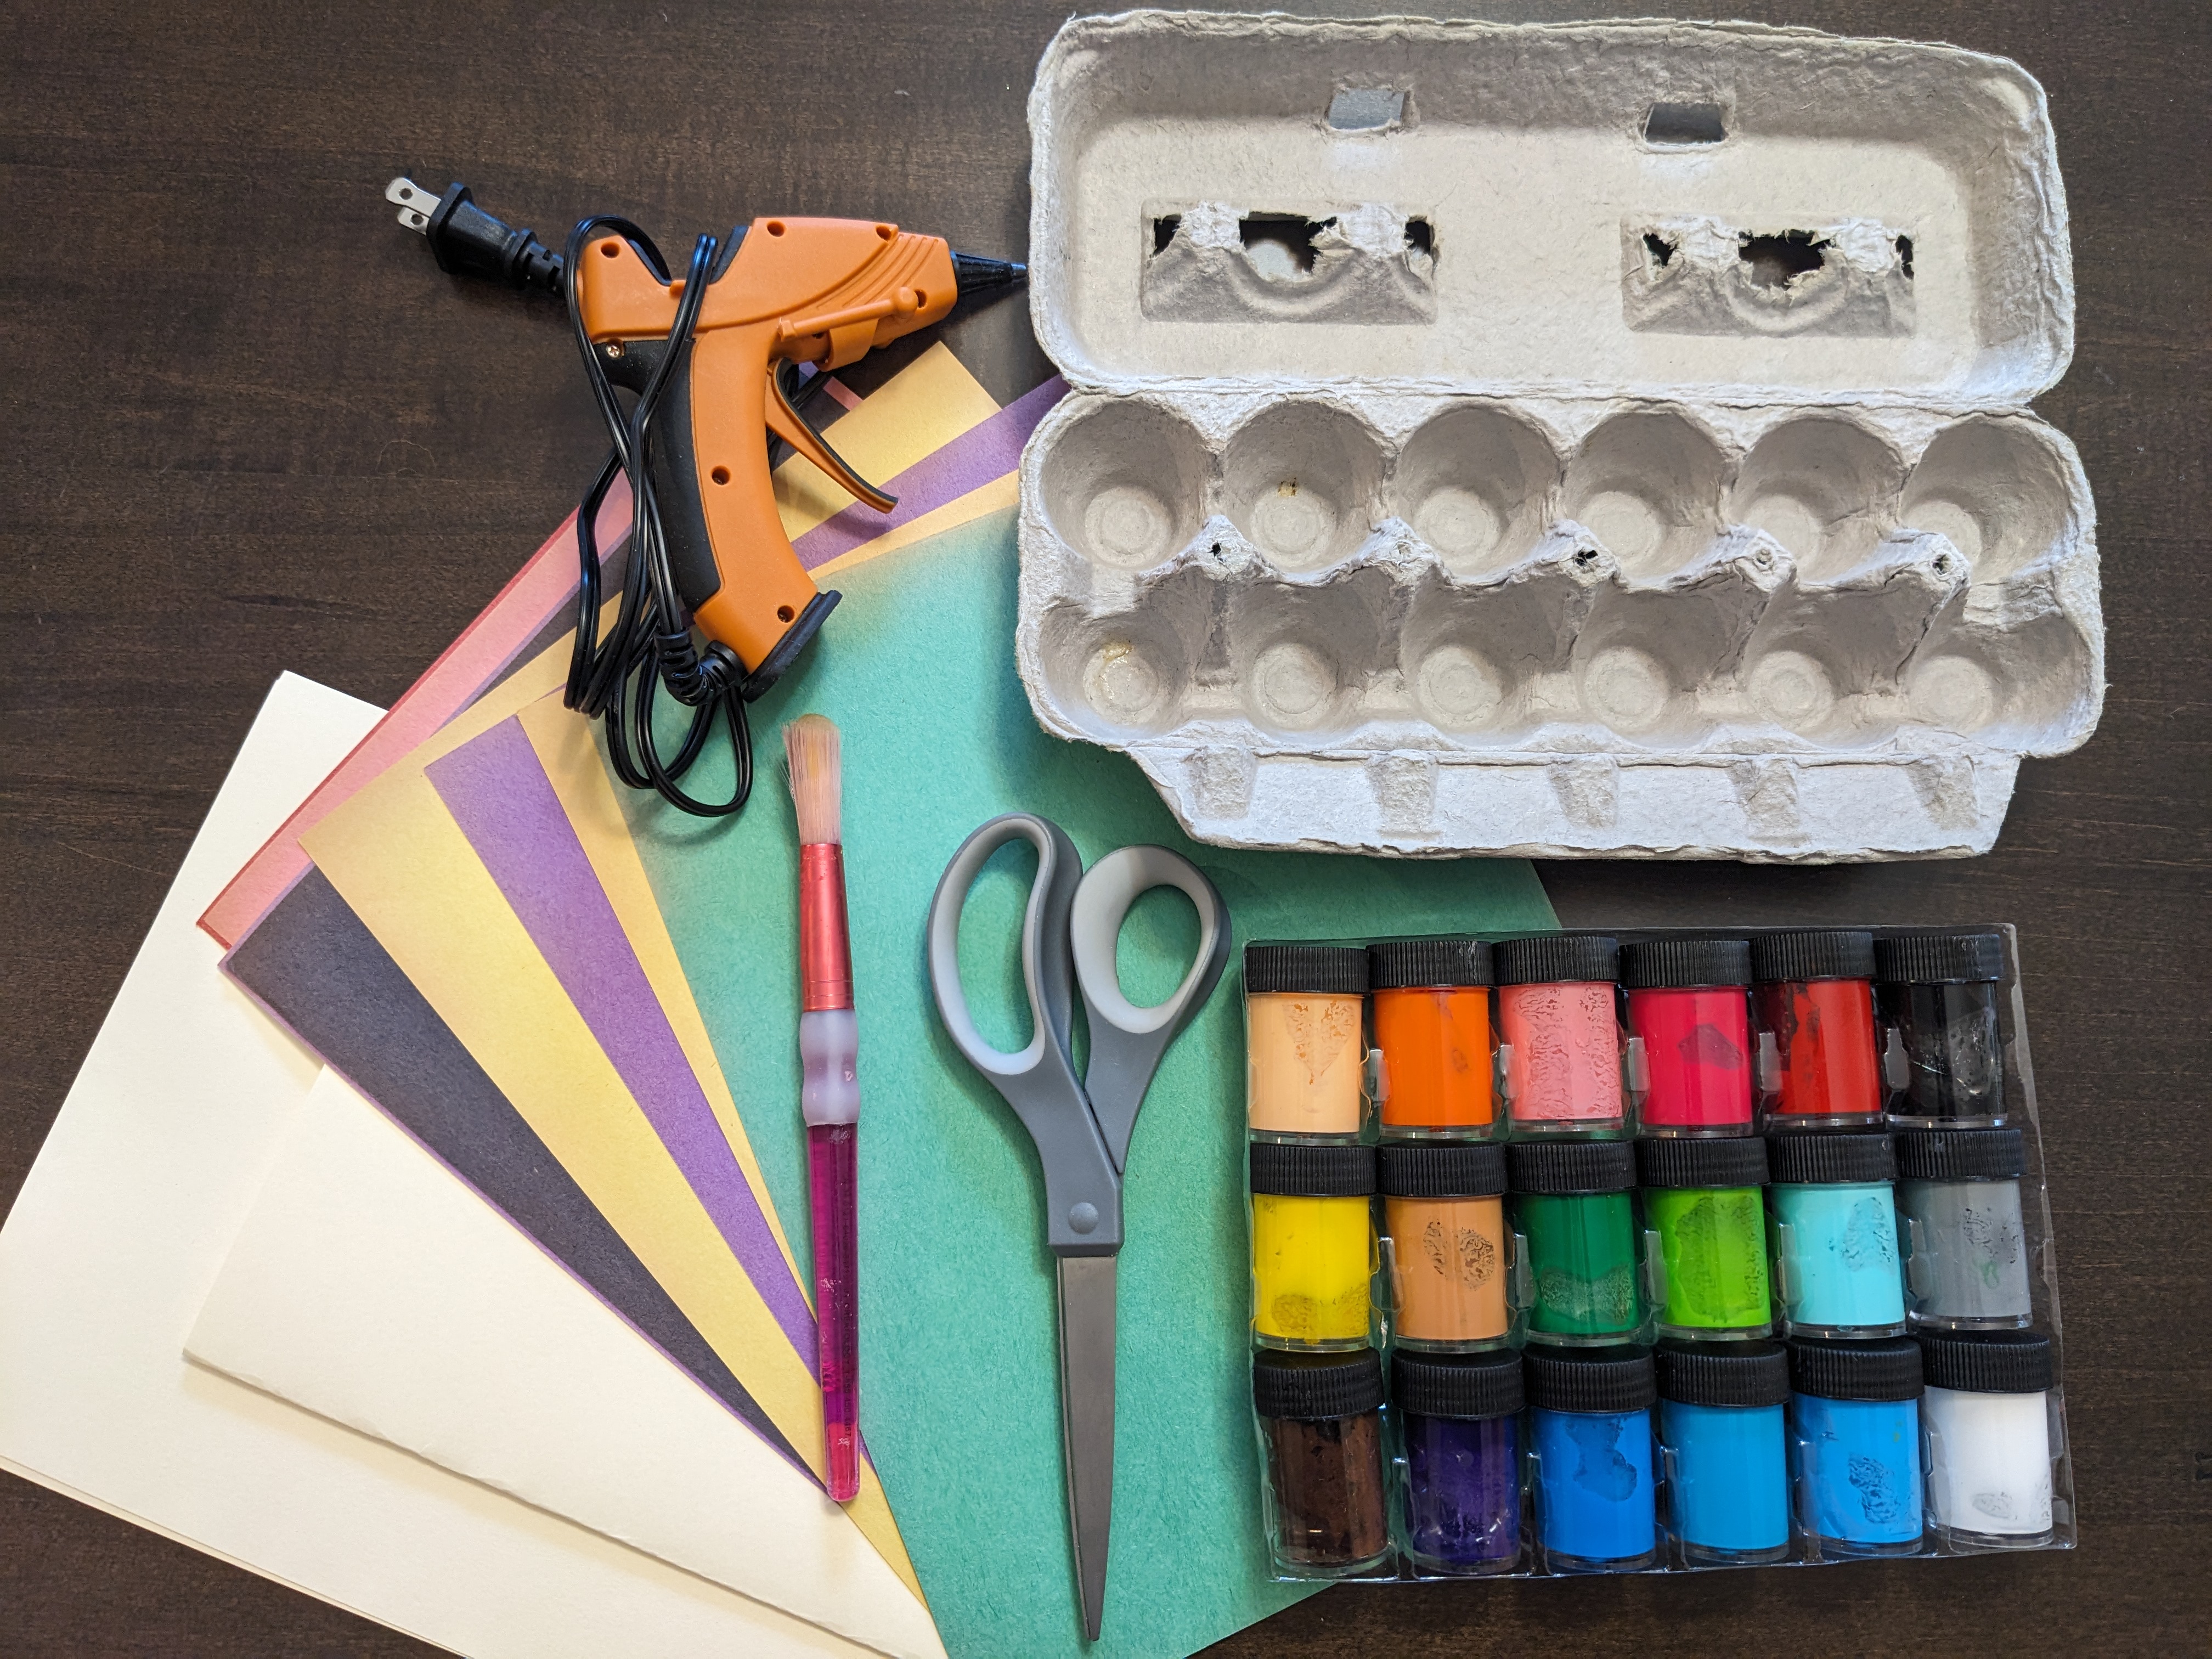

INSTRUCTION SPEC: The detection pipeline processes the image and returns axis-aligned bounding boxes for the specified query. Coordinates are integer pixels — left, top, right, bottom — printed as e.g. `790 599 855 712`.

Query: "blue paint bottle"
1768 1132 1907 1338
1655 1342 1793 1565
1788 1337 1926 1556
1526 1346 1657 1571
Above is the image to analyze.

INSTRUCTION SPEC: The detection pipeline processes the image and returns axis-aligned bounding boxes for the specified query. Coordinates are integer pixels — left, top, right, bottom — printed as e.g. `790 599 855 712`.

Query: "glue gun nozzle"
951 251 1027 300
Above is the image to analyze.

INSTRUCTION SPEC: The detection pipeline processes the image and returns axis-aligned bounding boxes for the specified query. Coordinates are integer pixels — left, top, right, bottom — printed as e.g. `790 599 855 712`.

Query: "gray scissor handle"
927 814 1123 1255
1069 845 1230 1175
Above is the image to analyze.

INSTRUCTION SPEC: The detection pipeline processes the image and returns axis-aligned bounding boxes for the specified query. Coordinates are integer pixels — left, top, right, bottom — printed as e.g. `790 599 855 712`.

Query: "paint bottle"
1494 935 1626 1136
1393 1349 1524 1576
1896 1128 2034 1331
1917 1330 2057 1549
1252 1348 1392 1576
1250 1141 1376 1350
1378 1141 1510 1350
1655 1341 1793 1566
1635 1136 1773 1340
1751 929 1884 1130
1370 938 1496 1137
1787 1337 1925 1557
1622 938 1753 1136
1767 1132 1906 1338
1525 1346 1658 1571
1244 944 1370 1139
1507 1139 1644 1346
1874 932 2008 1125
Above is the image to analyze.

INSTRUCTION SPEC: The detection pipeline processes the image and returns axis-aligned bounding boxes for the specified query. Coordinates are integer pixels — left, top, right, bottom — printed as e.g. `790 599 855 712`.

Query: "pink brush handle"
808 1121 860 1501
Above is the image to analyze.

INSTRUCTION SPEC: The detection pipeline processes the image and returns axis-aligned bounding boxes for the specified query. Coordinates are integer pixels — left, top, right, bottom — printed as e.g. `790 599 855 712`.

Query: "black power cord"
560 216 757 817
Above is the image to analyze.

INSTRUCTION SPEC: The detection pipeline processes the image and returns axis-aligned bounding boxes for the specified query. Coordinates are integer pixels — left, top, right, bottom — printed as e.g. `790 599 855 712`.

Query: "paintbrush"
783 713 860 1502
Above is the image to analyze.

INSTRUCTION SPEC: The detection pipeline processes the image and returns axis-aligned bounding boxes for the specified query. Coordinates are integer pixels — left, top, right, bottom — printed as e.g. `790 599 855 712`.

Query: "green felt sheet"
623 509 1556 1659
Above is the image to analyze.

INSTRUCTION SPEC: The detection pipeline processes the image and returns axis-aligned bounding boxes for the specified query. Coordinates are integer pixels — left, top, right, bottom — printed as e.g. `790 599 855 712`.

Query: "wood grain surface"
3 2 2205 1652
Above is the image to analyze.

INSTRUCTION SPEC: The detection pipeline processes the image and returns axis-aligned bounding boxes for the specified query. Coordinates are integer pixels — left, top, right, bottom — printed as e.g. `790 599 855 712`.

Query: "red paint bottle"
1622 938 1754 1137
1751 930 1883 1130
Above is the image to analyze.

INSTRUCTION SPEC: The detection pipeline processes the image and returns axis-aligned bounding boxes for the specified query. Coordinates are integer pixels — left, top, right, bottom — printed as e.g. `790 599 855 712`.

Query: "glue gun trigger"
766 369 896 514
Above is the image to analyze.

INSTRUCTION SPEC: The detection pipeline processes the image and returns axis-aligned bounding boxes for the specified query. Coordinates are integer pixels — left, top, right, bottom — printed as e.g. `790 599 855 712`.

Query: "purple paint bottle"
1393 1348 1524 1575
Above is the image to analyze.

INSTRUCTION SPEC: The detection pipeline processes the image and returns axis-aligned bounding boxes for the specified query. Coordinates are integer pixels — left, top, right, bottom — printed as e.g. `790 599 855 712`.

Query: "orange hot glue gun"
386 177 1025 815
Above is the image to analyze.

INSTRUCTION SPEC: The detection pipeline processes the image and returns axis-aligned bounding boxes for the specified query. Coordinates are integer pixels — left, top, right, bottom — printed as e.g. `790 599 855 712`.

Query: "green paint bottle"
1505 1139 1643 1344
1635 1136 1773 1338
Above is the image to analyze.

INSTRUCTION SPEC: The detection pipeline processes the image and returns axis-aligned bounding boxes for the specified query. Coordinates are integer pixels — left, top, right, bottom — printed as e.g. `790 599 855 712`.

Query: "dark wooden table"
5 2 2205 1652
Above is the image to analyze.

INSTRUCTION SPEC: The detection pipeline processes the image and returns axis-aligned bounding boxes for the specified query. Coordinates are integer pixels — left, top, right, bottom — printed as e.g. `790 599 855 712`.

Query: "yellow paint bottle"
1250 1141 1378 1349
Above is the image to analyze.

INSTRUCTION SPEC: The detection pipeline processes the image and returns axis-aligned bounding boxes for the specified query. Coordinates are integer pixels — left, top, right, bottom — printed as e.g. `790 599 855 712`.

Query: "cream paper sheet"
187 1066 944 1659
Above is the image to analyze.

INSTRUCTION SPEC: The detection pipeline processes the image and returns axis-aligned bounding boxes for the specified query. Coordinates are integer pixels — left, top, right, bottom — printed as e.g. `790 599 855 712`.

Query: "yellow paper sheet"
300 654 920 1599
515 692 803 1290
812 472 1022 580
774 343 999 540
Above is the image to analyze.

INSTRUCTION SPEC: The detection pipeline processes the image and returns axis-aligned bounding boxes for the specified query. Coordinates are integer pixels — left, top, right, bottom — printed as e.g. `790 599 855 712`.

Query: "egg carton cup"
1017 13 2102 861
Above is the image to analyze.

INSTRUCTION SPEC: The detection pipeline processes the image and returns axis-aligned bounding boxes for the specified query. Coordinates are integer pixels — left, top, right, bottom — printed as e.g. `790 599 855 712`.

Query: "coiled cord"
562 216 754 817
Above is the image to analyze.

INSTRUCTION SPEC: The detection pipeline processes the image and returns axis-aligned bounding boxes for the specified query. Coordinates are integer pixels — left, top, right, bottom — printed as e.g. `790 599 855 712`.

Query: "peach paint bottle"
1245 944 1370 1138
1494 935 1626 1135
1369 938 1496 1137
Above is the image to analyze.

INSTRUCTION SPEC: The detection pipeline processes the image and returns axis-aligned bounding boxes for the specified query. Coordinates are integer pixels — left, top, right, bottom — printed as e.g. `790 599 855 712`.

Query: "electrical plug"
385 177 563 295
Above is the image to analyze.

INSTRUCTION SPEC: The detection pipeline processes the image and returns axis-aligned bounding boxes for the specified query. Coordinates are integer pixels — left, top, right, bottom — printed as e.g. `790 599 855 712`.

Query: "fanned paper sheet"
0 674 881 1658
188 1068 944 1659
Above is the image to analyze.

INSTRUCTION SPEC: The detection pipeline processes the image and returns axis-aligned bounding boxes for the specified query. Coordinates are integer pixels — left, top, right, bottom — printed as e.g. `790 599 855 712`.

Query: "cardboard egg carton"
1015 13 2102 860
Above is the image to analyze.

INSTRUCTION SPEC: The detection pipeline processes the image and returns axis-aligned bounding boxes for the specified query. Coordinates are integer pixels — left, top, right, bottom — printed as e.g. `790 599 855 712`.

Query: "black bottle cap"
1620 937 1752 990
1506 1137 1637 1196
1370 937 1492 990
1376 1140 1506 1199
1752 929 1876 984
1371 942 1495 995
1917 1330 2053 1395
1787 1337 1923 1402
1895 1127 2027 1183
1392 1350 1523 1420
1874 932 2005 985
1494 934 1619 987
1767 1130 1895 1187
1655 1341 1791 1408
1253 1348 1385 1420
1249 1141 1376 1198
1524 1345 1656 1414
1244 943 1368 996
1635 1135 1769 1190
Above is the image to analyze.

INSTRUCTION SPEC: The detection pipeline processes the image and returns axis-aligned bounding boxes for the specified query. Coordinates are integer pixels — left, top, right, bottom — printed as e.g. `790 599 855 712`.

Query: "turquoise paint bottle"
1768 1132 1906 1338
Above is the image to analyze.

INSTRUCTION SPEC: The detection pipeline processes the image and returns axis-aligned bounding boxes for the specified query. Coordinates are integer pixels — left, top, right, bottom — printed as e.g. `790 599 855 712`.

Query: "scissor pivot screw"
1069 1203 1098 1235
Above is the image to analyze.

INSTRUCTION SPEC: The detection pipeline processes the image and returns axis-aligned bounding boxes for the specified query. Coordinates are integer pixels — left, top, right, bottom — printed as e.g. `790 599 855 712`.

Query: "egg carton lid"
1027 12 2071 413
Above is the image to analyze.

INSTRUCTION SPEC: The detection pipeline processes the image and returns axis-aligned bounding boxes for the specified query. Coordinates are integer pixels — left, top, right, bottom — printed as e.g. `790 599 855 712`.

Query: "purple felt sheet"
792 376 1065 568
425 718 819 1367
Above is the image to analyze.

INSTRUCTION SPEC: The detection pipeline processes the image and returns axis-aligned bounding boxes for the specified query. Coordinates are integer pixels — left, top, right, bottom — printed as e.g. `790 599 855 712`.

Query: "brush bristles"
782 714 843 845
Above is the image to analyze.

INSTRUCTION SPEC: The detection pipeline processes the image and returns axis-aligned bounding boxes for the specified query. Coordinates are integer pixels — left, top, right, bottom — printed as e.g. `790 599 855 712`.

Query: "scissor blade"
1057 1254 1116 1643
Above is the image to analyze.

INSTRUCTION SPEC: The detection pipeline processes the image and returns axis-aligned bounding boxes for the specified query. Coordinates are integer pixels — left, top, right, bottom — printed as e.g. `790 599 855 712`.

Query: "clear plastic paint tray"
1237 924 2072 1581
1017 14 2101 860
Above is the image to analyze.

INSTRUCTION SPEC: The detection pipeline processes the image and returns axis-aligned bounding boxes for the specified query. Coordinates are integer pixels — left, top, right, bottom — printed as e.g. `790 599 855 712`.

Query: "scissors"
926 813 1230 1642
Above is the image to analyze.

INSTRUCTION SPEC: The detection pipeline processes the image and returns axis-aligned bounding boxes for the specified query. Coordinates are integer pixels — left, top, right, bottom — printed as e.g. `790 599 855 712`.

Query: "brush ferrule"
798 842 853 1011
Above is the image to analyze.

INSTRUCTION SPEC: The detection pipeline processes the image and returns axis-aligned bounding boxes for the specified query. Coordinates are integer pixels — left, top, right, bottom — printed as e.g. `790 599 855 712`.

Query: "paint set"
1241 926 2071 1579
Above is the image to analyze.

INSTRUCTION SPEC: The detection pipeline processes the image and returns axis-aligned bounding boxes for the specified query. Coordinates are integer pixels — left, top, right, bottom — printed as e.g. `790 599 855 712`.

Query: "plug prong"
386 176 438 233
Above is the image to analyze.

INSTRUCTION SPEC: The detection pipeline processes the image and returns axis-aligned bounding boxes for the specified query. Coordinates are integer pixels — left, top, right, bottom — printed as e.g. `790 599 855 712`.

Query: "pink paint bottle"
1494 935 1626 1136
1622 938 1754 1137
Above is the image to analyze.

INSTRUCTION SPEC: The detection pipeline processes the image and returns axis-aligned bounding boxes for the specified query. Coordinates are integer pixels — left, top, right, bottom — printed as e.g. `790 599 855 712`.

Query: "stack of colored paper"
2 342 1558 1659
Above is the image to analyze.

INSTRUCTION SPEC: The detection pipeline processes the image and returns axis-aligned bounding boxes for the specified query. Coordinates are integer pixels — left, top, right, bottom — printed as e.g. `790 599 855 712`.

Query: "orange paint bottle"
1380 1142 1512 1350
1370 939 1496 1135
